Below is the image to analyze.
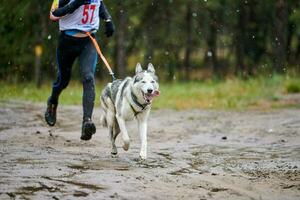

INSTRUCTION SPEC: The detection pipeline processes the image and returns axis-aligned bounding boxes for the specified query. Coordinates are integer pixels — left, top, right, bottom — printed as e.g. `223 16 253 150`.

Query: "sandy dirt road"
0 101 299 200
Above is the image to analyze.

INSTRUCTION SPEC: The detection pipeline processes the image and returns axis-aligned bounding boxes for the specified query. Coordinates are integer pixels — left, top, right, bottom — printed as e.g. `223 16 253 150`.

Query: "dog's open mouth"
143 90 160 103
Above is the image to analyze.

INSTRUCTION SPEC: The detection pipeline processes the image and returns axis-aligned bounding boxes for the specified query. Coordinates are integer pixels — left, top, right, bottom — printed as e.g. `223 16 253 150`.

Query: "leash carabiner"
86 32 116 81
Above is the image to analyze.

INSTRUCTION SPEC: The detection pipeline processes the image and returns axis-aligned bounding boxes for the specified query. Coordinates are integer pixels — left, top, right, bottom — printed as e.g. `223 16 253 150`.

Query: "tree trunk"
286 21 294 63
183 1 192 81
35 3 47 88
207 10 220 78
273 0 288 73
163 1 177 81
235 2 246 78
144 26 154 64
295 36 300 72
115 2 126 77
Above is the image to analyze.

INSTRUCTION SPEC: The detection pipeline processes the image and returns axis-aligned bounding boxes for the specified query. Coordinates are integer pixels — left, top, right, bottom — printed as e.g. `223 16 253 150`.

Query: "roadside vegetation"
1 75 299 110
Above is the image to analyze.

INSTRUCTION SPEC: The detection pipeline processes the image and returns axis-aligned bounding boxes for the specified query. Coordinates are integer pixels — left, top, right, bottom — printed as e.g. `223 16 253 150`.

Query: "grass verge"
0 75 299 110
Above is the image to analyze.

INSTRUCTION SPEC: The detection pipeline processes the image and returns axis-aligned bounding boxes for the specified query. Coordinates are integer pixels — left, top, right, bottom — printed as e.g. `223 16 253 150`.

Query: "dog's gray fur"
100 63 159 159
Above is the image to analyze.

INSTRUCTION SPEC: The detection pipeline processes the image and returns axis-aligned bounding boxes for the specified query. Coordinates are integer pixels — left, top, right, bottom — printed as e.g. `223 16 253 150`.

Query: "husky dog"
100 63 160 159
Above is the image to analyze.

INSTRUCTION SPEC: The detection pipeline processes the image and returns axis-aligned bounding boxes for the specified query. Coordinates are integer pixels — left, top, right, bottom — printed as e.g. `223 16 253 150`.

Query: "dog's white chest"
121 101 137 121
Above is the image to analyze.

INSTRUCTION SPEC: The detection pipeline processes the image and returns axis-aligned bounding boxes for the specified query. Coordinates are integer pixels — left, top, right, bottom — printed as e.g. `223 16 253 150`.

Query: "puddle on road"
9 177 106 199
133 157 167 169
68 156 171 170
42 176 107 191
0 126 10 132
67 159 131 171
12 158 45 165
9 182 61 198
168 168 193 176
73 190 89 197
210 187 228 192
156 152 173 161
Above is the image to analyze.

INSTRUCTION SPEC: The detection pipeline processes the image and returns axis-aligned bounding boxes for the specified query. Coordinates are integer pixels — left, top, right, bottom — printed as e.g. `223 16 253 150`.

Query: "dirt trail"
0 101 299 200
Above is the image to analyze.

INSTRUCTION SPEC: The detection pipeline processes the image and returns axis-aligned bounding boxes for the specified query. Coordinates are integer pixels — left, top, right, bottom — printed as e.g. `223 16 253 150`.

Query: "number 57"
82 4 96 24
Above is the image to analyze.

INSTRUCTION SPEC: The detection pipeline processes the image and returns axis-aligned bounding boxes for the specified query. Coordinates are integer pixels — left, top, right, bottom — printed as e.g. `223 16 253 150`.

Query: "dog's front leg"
116 114 130 151
137 111 150 160
138 120 148 160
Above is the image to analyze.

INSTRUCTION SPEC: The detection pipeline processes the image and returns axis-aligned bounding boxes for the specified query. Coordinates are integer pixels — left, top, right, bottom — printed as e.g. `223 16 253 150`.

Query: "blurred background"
0 0 299 109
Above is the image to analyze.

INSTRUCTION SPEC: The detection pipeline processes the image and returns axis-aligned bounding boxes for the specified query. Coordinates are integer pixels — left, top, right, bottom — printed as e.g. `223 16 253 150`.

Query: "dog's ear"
135 63 143 74
147 63 155 74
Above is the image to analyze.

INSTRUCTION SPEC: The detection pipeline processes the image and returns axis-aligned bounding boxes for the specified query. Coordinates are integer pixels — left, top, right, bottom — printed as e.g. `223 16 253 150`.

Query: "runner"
45 0 115 140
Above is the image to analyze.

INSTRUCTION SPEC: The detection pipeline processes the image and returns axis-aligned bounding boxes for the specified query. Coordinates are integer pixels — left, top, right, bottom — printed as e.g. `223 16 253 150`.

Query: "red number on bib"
81 4 96 24
82 5 89 24
89 5 96 24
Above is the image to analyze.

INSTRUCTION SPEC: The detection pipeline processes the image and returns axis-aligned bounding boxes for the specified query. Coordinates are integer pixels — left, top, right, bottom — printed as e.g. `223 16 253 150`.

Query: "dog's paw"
122 142 130 151
111 150 118 156
111 153 118 158
139 152 147 160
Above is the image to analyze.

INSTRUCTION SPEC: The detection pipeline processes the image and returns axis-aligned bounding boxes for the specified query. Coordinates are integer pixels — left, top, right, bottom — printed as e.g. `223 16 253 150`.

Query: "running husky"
100 63 160 159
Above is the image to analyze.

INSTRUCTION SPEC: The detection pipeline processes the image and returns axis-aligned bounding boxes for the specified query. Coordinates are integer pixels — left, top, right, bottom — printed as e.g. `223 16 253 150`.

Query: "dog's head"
133 63 160 104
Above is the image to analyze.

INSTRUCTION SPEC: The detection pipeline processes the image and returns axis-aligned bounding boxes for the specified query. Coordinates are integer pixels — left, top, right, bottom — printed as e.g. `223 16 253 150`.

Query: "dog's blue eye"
151 80 155 83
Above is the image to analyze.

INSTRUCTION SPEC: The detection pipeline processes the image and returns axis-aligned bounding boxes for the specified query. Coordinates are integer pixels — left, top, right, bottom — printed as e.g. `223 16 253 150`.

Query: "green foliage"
0 0 300 82
0 0 56 81
0 76 298 110
286 80 300 93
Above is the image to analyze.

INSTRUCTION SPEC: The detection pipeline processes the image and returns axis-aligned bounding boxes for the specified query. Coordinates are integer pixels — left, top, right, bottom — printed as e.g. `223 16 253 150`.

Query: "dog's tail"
100 96 108 127
114 120 120 134
99 108 107 127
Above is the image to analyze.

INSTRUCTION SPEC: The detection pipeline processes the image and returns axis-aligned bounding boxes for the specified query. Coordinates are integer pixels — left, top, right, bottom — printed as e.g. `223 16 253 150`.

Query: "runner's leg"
49 33 78 104
79 39 97 119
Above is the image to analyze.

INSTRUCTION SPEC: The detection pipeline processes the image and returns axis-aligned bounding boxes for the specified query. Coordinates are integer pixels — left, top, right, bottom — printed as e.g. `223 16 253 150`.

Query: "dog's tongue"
153 90 160 96
145 90 160 102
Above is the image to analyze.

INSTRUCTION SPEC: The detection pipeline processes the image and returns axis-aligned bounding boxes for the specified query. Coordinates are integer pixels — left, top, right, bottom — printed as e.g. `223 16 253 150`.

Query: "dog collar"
129 104 141 116
130 91 150 116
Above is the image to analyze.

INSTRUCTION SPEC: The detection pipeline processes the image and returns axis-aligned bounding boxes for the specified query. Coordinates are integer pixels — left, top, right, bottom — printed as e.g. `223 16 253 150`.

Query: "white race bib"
59 0 101 32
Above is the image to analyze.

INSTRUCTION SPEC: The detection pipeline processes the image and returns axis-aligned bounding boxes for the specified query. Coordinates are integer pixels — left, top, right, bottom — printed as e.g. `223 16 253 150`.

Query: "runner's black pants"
49 32 97 119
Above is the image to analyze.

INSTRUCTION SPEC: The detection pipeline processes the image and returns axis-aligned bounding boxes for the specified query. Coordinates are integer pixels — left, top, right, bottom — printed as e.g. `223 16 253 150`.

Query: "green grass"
286 80 300 93
0 75 299 110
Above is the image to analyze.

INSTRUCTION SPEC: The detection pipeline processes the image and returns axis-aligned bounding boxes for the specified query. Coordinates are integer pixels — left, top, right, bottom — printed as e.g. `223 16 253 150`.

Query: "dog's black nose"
147 89 153 94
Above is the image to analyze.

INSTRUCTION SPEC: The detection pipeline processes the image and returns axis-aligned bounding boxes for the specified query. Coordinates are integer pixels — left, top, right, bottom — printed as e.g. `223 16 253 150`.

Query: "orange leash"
86 32 116 80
